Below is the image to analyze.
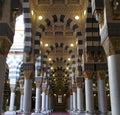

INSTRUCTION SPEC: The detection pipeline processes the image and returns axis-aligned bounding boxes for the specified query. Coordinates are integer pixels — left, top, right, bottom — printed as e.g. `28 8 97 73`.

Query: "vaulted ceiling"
29 0 88 94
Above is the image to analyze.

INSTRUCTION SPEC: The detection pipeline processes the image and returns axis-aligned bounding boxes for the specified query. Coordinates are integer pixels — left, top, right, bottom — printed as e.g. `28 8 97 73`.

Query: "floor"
49 112 70 115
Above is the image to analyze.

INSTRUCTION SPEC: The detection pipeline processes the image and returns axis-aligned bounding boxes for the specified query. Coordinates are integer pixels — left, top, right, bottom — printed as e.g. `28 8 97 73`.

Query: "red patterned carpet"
49 112 70 115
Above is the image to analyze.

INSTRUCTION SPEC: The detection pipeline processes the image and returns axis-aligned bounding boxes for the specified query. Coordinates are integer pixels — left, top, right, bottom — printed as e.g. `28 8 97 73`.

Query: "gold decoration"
103 37 120 56
36 82 42 88
97 71 106 80
76 82 82 88
23 70 33 80
83 71 93 80
0 37 12 55
11 88 15 92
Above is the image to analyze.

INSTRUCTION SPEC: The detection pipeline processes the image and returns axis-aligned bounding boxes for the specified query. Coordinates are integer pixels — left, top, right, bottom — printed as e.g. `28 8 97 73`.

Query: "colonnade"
0 0 120 115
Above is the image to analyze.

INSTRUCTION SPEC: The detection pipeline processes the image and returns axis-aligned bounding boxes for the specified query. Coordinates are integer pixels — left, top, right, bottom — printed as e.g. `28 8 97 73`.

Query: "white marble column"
41 91 46 112
77 86 84 112
20 93 24 111
108 55 120 115
9 89 15 111
72 90 77 111
23 79 32 115
97 72 107 114
70 94 73 111
35 87 41 113
48 95 51 112
46 94 49 112
85 78 94 114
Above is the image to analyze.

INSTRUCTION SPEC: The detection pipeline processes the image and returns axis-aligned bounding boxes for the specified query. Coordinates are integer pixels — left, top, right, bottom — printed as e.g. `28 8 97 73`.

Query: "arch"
7 54 23 79
34 14 82 57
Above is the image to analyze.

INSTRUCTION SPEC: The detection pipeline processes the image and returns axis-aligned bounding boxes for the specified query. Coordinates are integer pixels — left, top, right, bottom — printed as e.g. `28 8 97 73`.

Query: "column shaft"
46 94 49 112
70 94 73 111
9 92 15 111
49 95 51 112
41 91 46 112
85 79 94 113
23 79 32 115
97 79 107 114
108 55 120 115
20 94 24 111
77 87 83 111
35 87 41 112
73 91 77 111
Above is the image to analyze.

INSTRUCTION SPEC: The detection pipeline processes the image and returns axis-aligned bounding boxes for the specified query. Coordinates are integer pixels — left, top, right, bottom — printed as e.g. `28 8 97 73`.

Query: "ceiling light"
76 41 78 45
41 41 43 45
70 43 74 47
84 10 86 16
75 16 79 20
38 16 43 20
68 58 71 61
45 43 48 47
31 10 34 15
51 67 53 70
48 58 51 61
66 67 69 70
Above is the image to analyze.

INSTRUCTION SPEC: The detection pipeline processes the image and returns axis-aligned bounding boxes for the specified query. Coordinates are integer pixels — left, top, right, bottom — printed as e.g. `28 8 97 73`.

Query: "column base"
85 111 95 115
31 113 43 115
4 111 16 115
76 110 85 115
41 111 47 115
22 112 31 115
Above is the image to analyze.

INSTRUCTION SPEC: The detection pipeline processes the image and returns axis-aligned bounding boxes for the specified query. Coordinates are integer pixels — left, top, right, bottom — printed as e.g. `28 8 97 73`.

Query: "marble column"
108 55 120 115
46 93 49 113
9 88 15 111
41 90 46 112
92 0 120 114
72 84 77 112
19 79 24 112
0 55 6 114
48 94 52 112
84 71 94 114
32 77 43 115
22 68 33 115
35 83 42 113
97 71 107 114
20 90 24 112
70 92 73 111
41 83 47 113
76 83 84 112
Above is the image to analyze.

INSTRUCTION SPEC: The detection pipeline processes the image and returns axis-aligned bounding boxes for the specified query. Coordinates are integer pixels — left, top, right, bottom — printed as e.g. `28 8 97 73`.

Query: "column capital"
72 84 77 92
83 71 93 80
76 83 82 88
0 37 12 55
20 88 24 95
36 82 42 88
23 70 33 80
23 63 34 80
10 88 15 92
103 37 120 56
97 71 106 80
75 76 83 88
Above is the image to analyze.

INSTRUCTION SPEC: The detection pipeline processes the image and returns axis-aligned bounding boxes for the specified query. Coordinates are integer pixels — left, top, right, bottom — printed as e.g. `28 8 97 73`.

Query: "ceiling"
29 0 88 95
